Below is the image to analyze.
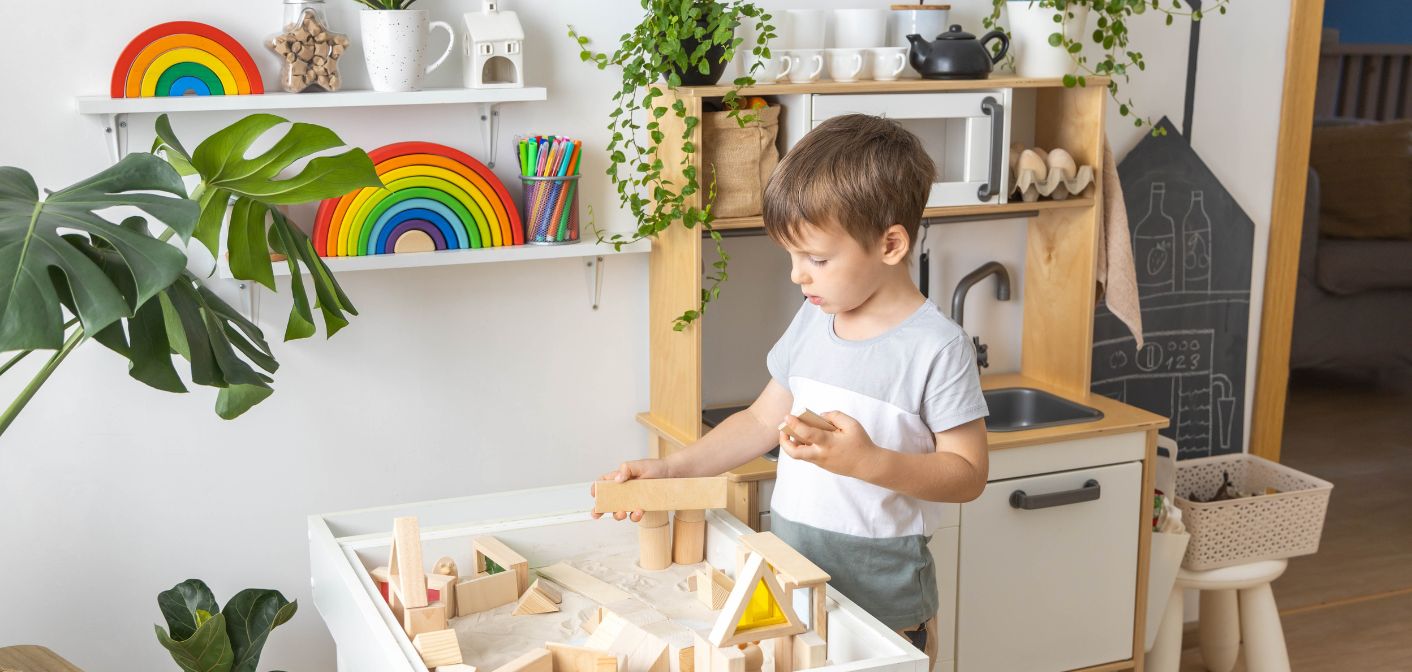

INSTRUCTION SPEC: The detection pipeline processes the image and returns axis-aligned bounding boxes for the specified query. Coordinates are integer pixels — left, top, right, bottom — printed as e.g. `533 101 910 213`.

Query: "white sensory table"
309 483 929 672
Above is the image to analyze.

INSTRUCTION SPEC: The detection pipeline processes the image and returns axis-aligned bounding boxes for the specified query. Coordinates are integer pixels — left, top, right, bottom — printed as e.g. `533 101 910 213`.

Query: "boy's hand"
779 411 879 478
589 458 670 522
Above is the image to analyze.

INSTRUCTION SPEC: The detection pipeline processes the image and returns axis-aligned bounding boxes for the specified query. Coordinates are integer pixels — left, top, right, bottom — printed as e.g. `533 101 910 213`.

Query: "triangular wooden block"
708 551 805 647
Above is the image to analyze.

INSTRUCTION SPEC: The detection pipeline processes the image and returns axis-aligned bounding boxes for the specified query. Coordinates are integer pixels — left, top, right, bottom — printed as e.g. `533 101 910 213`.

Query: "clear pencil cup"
521 174 581 245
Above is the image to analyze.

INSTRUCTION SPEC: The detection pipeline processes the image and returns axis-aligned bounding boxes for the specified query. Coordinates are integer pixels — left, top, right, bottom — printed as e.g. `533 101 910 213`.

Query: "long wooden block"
793 630 826 669
474 536 530 596
736 532 830 588
391 517 429 609
585 607 670 672
413 629 462 667
546 642 618 672
537 562 632 604
435 665 477 672
592 477 729 514
491 648 552 672
404 603 448 638
771 635 792 672
456 570 519 616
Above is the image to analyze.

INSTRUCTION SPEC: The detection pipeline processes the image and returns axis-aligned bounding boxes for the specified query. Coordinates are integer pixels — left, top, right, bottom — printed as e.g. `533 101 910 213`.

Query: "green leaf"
216 384 276 420
0 155 196 352
158 580 221 642
223 589 298 672
155 613 235 672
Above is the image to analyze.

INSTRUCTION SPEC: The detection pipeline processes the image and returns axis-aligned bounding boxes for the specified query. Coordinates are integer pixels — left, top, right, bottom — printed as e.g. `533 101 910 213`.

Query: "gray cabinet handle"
1009 479 1101 510
977 96 1005 202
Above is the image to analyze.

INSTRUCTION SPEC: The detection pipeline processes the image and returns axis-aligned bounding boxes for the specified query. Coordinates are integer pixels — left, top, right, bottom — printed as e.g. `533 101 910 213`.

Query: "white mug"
826 48 865 82
361 9 455 92
781 49 824 84
735 15 788 82
833 9 888 49
786 9 827 50
866 46 908 81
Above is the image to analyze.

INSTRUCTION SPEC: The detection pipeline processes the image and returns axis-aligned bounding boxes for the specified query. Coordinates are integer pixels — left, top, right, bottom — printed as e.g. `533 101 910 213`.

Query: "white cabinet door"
929 525 959 668
957 461 1142 672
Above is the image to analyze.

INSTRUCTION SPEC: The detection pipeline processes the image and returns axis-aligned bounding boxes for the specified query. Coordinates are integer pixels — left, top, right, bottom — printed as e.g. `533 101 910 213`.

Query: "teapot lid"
935 24 976 40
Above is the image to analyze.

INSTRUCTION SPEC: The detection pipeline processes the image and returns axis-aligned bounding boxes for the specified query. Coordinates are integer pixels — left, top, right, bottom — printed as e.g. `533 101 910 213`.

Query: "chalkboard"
1091 117 1253 459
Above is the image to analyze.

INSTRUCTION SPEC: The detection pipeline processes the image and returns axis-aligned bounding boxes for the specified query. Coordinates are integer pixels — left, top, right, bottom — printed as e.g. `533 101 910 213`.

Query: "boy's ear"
880 224 911 265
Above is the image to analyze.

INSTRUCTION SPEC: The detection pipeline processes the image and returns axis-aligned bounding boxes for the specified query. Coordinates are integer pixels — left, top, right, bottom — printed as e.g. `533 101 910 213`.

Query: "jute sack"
702 105 780 218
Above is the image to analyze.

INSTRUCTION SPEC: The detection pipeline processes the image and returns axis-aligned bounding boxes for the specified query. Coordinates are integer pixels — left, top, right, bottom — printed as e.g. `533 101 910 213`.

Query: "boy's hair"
762 114 935 251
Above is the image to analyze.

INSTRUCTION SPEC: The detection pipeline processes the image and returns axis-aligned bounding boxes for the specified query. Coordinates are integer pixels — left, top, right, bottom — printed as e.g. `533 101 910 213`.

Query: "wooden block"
427 572 458 619
512 579 561 616
792 631 826 669
770 636 792 672
474 536 530 596
435 665 477 672
455 570 519 616
413 629 462 668
534 578 562 604
639 518 673 571
796 409 837 431
537 562 632 604
584 607 670 672
709 552 805 648
695 567 732 610
736 532 830 589
404 603 448 638
545 642 617 672
391 517 429 609
433 556 459 578
672 511 706 565
490 648 552 672
812 588 828 644
593 477 729 514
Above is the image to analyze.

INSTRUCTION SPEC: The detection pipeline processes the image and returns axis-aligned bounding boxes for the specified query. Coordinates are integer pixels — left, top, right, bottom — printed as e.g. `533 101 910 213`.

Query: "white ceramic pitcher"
360 9 455 92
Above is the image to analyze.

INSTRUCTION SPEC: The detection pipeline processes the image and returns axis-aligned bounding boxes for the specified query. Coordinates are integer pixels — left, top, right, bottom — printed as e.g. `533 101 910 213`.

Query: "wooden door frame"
1249 0 1326 462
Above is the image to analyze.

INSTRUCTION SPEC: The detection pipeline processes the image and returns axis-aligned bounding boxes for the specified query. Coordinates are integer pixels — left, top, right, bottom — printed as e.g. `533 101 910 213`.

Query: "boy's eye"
808 257 828 266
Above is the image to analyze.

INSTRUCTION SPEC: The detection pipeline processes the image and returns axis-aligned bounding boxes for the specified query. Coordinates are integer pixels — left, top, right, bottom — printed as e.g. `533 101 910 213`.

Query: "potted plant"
154 579 296 672
569 0 776 330
986 0 1229 133
353 0 456 92
0 113 380 436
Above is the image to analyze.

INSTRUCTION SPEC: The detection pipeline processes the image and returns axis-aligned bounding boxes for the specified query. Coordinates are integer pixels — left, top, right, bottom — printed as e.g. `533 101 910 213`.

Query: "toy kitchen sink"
309 482 928 671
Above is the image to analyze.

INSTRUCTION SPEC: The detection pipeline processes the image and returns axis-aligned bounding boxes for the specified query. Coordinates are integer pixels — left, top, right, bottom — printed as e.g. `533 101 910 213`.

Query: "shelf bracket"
103 113 129 164
585 255 605 310
478 103 501 168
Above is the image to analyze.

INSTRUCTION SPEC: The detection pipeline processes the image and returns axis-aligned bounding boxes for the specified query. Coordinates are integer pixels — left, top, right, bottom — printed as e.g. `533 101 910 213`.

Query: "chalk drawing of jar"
1134 183 1176 293
1183 190 1212 292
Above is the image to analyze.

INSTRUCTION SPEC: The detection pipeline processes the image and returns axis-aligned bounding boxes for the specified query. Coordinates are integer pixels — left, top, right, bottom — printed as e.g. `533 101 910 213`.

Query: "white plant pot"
360 9 455 92
1008 3 1090 78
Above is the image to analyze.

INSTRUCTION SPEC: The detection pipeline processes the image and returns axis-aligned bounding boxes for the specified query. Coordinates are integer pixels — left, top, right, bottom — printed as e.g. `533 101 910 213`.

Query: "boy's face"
781 220 900 314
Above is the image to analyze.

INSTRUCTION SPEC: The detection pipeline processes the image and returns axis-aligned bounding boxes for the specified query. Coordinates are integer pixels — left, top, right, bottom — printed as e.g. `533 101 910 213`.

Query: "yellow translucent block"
737 578 787 632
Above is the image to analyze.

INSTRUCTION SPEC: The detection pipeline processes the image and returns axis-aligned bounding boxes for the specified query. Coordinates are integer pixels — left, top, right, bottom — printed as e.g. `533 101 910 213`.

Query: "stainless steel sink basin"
983 387 1104 432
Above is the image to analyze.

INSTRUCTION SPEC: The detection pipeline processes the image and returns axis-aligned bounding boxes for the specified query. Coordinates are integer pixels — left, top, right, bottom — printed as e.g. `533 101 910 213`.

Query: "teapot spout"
906 33 929 53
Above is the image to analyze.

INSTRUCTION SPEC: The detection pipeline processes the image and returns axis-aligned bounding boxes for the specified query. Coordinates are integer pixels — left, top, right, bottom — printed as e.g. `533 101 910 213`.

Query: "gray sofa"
1290 168 1412 371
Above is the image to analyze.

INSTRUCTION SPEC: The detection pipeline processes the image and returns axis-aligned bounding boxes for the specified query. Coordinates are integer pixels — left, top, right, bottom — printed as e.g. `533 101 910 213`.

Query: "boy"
595 114 989 663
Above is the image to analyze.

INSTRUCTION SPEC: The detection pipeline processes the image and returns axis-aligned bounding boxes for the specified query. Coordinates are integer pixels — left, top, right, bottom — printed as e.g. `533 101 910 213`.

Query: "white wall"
0 0 1287 670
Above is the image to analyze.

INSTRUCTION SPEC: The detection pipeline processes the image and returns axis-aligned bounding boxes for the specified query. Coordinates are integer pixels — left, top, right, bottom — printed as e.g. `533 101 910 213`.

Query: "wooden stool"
0 646 84 672
1146 559 1291 672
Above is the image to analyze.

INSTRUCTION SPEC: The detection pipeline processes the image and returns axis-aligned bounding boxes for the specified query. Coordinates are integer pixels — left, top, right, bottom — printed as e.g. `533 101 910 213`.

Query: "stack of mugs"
733 5 950 84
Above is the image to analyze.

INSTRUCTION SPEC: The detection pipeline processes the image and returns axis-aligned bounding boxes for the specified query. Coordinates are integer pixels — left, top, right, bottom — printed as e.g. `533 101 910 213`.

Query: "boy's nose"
790 263 810 286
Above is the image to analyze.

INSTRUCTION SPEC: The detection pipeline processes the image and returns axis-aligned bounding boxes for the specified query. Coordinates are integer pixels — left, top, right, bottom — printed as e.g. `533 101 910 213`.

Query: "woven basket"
1174 453 1333 571
701 105 780 218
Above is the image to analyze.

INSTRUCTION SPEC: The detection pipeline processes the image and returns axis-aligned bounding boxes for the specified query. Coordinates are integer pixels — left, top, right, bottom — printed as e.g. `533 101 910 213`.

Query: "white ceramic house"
462 0 524 88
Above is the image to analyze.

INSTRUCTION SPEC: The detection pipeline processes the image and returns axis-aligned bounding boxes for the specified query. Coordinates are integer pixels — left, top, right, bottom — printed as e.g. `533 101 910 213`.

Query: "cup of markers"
518 134 582 245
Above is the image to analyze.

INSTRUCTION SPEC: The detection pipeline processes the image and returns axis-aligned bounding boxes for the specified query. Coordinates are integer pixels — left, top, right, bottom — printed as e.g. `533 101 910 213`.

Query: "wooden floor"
1178 369 1412 671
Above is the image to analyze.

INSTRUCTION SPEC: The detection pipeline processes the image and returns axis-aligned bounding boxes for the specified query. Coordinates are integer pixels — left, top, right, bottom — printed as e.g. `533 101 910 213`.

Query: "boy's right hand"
590 458 671 522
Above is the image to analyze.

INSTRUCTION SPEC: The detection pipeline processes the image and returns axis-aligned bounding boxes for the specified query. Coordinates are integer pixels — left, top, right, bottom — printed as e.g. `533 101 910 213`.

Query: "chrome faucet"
950 261 1012 369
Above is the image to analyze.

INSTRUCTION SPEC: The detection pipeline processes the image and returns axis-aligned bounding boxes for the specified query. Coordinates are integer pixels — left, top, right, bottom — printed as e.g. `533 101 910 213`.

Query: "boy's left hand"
779 411 879 478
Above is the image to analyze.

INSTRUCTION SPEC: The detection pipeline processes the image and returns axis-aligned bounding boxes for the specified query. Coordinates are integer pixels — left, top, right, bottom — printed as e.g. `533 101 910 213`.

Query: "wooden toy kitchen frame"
635 75 1169 672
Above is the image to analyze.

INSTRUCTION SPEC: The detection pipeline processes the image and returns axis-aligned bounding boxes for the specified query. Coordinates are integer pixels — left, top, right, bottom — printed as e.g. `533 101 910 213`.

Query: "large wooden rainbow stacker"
110 21 264 98
314 141 524 257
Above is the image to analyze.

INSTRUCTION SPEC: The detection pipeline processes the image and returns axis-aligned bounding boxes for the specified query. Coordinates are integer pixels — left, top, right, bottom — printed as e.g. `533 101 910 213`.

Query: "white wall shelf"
74 86 547 165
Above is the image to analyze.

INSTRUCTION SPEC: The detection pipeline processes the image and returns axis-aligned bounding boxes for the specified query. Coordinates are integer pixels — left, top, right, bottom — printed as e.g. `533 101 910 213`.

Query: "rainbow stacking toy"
110 21 264 98
313 141 523 257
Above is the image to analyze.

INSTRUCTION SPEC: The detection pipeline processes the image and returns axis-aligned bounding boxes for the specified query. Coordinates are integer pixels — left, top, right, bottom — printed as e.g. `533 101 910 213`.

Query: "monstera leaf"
154 580 297 672
152 113 379 339
0 155 197 352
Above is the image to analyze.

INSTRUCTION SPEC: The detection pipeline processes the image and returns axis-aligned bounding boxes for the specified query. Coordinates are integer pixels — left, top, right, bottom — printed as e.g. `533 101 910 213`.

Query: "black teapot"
907 25 1009 80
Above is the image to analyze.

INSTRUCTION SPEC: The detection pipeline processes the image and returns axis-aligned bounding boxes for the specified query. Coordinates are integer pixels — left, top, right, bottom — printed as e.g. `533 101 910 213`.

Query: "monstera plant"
155 579 296 672
0 113 380 435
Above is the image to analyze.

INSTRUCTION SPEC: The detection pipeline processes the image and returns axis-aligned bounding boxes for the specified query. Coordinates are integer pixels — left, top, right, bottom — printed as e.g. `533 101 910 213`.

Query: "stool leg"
1239 584 1291 672
1199 589 1240 672
1145 584 1185 672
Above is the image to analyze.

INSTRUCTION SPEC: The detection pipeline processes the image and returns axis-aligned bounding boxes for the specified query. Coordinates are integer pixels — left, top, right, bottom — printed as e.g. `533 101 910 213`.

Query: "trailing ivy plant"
569 0 775 331
986 0 1229 134
0 113 379 435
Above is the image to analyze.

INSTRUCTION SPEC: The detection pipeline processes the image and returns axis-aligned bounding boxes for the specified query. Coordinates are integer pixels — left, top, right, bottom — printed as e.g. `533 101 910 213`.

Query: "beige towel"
1096 138 1144 347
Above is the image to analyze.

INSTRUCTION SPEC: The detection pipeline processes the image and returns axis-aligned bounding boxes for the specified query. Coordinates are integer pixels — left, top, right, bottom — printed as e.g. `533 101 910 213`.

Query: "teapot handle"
981 30 1010 65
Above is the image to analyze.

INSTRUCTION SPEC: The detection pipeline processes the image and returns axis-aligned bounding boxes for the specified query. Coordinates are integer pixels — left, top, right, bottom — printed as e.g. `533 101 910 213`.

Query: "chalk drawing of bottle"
1134 183 1176 293
1183 190 1212 292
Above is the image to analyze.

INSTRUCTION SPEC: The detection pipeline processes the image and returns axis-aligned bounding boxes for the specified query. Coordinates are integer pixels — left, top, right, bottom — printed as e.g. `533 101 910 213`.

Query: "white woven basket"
1174 453 1333 571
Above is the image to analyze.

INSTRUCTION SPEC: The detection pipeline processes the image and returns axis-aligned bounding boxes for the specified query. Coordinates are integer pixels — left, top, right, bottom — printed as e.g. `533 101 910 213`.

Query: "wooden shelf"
75 87 547 115
674 74 1110 98
218 239 649 279
711 197 1096 231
